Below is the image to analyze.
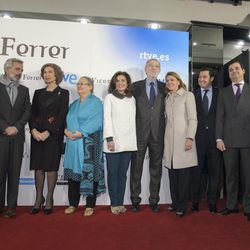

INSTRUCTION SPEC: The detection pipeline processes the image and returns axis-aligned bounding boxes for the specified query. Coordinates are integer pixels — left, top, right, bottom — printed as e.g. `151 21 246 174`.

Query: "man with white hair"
0 58 31 218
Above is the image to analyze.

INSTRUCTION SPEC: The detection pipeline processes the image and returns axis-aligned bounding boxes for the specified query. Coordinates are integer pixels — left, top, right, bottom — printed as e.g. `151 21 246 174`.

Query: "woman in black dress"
29 63 69 215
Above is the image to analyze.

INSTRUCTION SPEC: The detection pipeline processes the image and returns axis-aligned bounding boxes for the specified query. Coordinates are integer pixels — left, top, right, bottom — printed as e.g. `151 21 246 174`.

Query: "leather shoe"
208 205 217 214
191 203 199 212
149 204 160 213
219 208 239 216
4 209 16 218
167 206 176 212
176 211 184 217
246 213 250 221
131 203 140 212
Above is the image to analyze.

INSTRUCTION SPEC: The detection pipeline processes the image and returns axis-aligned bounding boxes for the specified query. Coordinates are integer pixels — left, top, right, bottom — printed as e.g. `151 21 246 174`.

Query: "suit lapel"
12 86 23 108
208 88 217 116
236 83 250 109
0 83 12 107
155 81 164 105
141 80 150 104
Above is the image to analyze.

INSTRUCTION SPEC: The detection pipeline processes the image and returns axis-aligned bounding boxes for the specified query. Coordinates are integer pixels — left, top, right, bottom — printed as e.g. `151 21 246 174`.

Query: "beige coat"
163 88 198 169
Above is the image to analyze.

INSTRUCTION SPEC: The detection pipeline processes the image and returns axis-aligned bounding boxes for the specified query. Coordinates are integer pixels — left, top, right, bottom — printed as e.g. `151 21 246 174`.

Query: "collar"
201 85 212 92
232 80 244 86
168 87 185 97
146 78 157 86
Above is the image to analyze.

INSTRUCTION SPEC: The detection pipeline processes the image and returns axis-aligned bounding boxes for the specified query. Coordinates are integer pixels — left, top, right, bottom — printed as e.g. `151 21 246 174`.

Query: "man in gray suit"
130 59 165 212
216 60 250 221
0 58 31 218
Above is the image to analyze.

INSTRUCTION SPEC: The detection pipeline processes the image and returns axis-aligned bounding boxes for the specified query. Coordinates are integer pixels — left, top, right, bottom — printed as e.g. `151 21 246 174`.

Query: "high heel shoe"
30 197 45 214
44 199 53 215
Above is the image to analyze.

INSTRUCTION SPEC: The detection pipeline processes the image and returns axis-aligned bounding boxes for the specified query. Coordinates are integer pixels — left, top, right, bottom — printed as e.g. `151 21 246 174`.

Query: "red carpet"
0 201 249 250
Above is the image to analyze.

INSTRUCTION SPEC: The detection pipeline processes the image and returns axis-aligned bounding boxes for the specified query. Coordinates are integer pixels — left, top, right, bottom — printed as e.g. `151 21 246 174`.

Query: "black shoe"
208 205 217 214
44 199 53 215
191 203 199 212
246 213 250 221
44 208 53 215
219 208 239 216
4 209 16 218
176 211 184 217
30 197 45 215
167 206 176 212
149 204 160 213
131 203 140 212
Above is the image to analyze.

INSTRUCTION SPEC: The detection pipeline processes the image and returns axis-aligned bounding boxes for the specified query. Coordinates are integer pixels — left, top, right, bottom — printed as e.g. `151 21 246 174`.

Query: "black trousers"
68 178 98 208
223 147 250 213
0 140 24 210
168 168 191 213
190 131 222 206
130 134 163 205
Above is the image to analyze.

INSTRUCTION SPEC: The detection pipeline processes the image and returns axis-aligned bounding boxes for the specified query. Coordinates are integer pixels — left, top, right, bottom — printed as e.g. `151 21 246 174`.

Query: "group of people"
0 57 249 222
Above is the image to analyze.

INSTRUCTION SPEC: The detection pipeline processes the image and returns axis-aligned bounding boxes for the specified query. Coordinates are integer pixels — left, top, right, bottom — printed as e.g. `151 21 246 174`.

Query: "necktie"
235 83 241 103
150 82 156 106
202 89 209 114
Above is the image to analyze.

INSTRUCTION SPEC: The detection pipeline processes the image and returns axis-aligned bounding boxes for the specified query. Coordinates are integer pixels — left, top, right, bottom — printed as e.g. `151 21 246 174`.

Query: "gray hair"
79 76 94 93
4 58 23 71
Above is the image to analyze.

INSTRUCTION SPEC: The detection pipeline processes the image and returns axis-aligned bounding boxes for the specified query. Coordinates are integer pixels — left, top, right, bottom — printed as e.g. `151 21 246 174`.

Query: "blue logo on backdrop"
19 178 35 185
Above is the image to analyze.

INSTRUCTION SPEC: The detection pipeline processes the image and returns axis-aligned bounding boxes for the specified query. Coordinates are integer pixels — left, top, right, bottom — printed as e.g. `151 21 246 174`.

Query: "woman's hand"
64 128 76 140
185 138 193 151
72 131 83 139
107 141 115 152
40 131 50 141
31 128 42 141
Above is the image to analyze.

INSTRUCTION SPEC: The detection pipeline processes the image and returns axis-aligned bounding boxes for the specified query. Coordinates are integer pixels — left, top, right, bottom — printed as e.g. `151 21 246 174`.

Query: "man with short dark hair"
0 58 31 218
190 67 222 213
216 60 250 221
130 59 165 212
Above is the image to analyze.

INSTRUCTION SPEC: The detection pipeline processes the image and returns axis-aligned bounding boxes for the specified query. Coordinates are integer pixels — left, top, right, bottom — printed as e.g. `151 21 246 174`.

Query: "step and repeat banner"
0 18 189 205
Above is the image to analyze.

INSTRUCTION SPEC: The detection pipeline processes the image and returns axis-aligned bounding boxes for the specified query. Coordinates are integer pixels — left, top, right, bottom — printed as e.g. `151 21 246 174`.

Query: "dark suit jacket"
132 79 165 142
0 82 31 142
194 87 218 148
216 83 250 148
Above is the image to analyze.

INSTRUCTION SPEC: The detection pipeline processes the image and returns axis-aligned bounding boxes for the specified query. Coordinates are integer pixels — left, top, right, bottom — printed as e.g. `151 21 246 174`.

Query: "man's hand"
5 126 18 136
217 140 226 151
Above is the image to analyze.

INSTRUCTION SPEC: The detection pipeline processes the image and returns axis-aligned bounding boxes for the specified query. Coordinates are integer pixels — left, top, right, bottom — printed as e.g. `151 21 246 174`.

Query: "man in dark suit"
0 58 31 218
130 59 165 212
216 60 250 221
190 68 222 213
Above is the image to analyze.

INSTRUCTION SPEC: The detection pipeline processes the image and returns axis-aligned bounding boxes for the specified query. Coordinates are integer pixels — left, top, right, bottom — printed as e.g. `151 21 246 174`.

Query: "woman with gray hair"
64 76 106 216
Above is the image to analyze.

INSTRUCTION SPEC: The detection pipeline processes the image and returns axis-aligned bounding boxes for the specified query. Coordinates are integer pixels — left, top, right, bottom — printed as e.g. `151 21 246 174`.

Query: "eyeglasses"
77 83 90 86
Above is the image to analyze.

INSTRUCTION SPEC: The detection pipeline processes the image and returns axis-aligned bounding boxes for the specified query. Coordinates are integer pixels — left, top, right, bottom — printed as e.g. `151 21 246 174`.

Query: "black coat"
29 86 69 171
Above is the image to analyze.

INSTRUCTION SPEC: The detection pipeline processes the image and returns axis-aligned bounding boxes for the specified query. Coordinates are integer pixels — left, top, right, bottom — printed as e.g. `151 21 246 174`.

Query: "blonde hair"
165 71 186 91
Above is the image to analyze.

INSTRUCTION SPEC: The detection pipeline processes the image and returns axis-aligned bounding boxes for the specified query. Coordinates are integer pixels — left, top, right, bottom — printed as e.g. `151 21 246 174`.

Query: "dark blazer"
132 79 165 142
194 87 218 148
216 83 250 148
29 86 69 171
0 82 31 142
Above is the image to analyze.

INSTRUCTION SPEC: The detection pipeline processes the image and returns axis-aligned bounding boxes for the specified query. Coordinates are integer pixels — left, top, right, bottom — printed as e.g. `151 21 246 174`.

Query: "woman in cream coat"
164 71 197 217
